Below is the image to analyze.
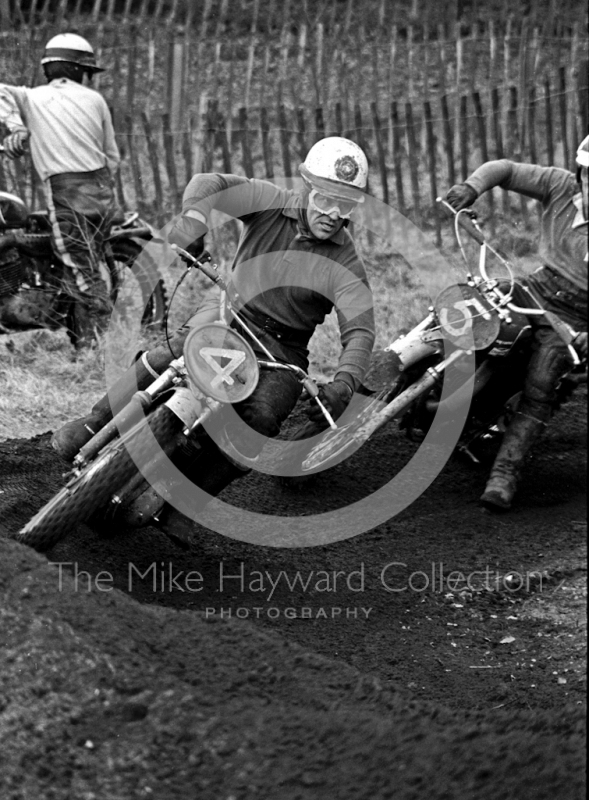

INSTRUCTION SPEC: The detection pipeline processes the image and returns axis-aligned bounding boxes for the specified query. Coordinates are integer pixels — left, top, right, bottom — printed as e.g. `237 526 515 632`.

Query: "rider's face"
306 203 346 240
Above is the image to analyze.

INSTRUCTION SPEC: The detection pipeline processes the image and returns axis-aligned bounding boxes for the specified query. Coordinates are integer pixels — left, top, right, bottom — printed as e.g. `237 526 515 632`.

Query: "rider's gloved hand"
3 129 29 159
185 235 205 261
305 379 353 423
446 183 478 211
573 331 588 361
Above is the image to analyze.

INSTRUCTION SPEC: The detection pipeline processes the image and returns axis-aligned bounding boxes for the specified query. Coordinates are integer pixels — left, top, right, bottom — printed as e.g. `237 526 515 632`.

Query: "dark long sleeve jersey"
465 160 587 291
169 173 376 390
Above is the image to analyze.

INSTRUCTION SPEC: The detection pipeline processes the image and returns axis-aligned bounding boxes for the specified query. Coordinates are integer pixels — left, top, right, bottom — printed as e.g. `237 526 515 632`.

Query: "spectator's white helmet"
299 137 368 202
41 33 104 73
576 135 589 169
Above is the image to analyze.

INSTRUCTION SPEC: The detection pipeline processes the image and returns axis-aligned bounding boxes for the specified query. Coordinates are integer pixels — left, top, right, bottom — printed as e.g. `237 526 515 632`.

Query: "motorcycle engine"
0 246 24 296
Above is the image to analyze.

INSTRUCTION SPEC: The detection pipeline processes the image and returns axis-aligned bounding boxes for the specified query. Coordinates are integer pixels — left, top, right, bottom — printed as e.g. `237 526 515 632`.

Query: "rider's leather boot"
51 345 176 462
480 411 545 511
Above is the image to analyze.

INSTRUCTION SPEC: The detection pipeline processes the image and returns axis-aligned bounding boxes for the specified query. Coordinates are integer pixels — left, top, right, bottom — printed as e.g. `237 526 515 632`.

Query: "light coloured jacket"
0 78 120 181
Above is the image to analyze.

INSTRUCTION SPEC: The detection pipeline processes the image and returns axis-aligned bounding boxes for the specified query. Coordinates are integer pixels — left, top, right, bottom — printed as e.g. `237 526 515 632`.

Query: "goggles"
308 189 358 220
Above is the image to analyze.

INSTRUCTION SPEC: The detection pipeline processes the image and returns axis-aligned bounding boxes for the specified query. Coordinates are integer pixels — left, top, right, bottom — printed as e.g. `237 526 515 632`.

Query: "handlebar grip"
456 212 486 246
194 251 223 284
437 197 486 246
170 244 229 291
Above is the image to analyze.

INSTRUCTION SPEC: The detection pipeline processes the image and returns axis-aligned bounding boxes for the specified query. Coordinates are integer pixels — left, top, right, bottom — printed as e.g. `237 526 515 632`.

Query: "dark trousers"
45 167 118 345
519 267 587 422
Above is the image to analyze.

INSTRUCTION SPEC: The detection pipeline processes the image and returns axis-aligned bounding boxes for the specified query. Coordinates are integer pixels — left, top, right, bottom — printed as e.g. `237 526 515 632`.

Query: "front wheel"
107 239 168 331
13 405 184 552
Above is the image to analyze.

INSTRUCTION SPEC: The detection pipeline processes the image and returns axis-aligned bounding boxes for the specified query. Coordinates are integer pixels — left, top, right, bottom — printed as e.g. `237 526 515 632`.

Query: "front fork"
73 358 187 469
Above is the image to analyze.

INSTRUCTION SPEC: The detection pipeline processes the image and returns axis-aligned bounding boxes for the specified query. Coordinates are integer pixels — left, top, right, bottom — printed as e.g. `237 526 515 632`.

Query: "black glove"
305 380 353 424
184 235 205 261
446 183 478 211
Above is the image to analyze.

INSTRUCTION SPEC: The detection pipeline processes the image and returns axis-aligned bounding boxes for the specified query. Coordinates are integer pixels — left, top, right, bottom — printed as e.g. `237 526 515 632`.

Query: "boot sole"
480 491 512 512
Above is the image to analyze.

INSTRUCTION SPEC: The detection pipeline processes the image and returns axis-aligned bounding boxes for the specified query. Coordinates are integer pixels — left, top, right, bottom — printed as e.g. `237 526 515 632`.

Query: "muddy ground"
0 389 586 799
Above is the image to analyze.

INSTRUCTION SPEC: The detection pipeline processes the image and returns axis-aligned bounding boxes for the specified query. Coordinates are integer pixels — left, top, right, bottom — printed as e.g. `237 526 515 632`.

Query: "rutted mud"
0 390 586 799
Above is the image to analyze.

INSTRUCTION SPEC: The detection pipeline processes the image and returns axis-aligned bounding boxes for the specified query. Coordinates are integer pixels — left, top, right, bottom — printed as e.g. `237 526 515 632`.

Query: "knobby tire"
14 406 183 552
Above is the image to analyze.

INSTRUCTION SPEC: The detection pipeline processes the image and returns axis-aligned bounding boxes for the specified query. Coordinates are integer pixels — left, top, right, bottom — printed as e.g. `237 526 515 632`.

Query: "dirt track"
0 390 586 799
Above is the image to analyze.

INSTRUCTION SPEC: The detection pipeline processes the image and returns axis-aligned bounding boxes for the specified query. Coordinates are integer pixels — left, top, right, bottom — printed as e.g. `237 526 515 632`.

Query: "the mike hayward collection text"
50 560 547 597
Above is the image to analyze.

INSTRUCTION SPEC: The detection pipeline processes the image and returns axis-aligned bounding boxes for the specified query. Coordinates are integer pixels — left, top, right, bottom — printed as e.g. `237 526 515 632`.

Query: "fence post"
472 91 494 231
314 107 325 144
182 114 195 186
296 108 307 163
458 94 469 181
238 107 254 178
162 112 180 208
334 102 344 136
544 78 555 166
111 33 122 155
405 101 422 227
424 101 441 247
353 104 368 162
278 103 292 178
558 66 570 170
260 106 274 179
167 37 185 133
577 58 589 138
216 108 233 175
507 88 530 226
202 100 217 174
370 102 388 205
125 114 145 214
491 87 508 216
140 110 164 219
440 95 455 187
527 85 537 163
126 39 138 120
490 87 503 159
390 101 405 214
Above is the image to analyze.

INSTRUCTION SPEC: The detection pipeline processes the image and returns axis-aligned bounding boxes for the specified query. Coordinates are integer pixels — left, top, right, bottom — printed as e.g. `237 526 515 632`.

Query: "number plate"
183 324 259 403
435 284 500 350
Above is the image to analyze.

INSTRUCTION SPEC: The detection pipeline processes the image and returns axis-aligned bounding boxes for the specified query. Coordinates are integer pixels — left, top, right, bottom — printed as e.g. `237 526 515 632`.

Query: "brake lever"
301 378 338 430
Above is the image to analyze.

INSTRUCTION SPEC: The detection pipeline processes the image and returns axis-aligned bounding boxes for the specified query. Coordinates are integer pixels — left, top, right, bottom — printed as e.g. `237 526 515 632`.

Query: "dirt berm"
0 533 584 799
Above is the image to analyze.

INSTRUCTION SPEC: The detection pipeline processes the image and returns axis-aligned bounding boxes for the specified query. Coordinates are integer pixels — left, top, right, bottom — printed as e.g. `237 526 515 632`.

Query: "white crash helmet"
576 135 589 169
299 137 368 202
41 33 104 73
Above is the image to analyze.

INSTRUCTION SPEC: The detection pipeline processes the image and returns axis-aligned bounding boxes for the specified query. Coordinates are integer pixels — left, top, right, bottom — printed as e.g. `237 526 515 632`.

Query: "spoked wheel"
14 405 183 552
107 239 168 331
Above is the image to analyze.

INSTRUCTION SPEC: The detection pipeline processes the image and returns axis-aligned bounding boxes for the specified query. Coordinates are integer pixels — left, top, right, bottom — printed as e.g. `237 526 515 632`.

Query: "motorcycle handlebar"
171 244 228 290
436 197 486 245
436 197 582 366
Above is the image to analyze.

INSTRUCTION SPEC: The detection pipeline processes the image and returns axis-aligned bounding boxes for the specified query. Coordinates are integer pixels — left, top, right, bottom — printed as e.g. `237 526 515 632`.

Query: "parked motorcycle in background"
297 199 587 474
0 146 168 344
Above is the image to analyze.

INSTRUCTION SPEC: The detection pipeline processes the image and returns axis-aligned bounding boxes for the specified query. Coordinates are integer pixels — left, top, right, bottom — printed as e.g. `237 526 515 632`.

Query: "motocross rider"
0 33 120 348
52 136 376 533
446 136 588 510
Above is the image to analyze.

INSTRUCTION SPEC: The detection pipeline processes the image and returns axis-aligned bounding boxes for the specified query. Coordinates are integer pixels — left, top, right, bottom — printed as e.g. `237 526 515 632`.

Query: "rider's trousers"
489 266 586 482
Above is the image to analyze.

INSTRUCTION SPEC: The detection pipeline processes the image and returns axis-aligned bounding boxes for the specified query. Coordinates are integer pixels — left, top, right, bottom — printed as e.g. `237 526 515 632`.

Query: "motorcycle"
0 149 167 342
295 199 586 475
14 246 337 552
